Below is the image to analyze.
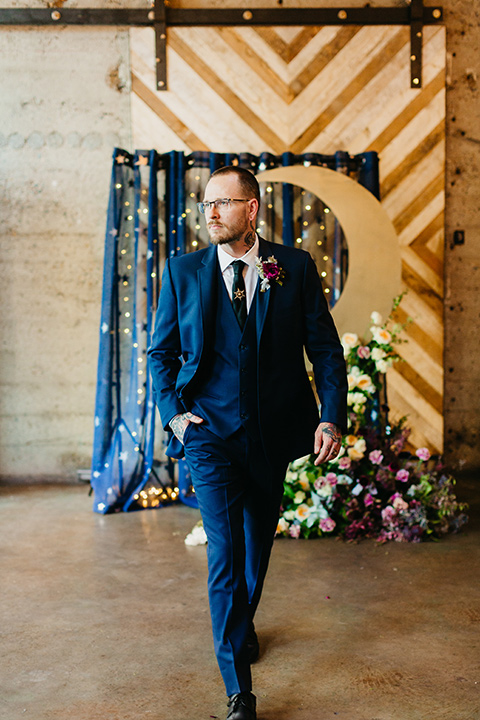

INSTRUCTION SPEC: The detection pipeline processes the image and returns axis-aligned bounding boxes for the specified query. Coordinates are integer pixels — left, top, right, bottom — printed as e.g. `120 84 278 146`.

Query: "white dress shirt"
217 237 259 313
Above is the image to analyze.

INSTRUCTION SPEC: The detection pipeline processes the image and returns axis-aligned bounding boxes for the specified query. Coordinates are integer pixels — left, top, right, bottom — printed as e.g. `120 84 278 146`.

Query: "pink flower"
338 456 351 470
320 517 336 532
289 524 301 539
396 469 409 482
325 472 338 486
364 493 374 507
369 450 384 465
416 447 431 461
381 506 396 524
263 261 281 280
357 345 371 359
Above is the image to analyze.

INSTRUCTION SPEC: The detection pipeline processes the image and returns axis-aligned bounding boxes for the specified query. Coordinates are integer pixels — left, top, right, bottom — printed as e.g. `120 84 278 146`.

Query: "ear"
248 198 259 222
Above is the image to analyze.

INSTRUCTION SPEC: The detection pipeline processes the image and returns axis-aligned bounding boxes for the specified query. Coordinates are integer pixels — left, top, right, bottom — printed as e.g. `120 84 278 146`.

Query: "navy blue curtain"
91 149 379 514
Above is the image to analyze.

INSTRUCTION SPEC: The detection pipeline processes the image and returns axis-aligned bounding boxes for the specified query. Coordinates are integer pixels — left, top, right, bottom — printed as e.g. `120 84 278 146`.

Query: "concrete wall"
0 23 132 478
443 0 480 469
0 0 478 477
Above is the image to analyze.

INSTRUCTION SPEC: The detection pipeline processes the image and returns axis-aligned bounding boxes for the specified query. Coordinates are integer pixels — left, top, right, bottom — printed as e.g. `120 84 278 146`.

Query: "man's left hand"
314 422 342 466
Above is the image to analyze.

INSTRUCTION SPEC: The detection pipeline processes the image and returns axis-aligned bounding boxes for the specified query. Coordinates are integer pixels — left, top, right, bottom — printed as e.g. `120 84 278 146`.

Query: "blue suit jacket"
148 238 347 462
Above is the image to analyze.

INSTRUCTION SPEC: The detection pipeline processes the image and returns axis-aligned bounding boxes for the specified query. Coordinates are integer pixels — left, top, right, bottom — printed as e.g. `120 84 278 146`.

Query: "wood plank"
401 260 443 317
397 191 444 249
395 306 443 365
402 245 443 297
216 27 294 104
387 379 443 452
131 92 191 152
290 26 361 98
399 290 443 343
291 30 408 153
253 27 290 61
168 29 286 154
381 121 445 198
289 26 402 140
131 73 210 152
392 172 444 235
394 358 443 414
285 26 323 62
367 71 444 154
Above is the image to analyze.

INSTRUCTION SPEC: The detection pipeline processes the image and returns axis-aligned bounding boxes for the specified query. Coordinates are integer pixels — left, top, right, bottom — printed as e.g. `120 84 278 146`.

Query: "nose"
207 202 220 219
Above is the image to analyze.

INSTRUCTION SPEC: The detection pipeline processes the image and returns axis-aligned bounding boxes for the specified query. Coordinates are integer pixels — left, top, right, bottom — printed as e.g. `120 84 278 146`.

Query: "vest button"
241 367 247 374
240 344 247 351
241 390 247 396
240 413 248 420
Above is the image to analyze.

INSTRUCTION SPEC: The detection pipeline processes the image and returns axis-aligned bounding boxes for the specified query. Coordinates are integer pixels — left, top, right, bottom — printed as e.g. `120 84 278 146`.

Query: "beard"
207 216 249 246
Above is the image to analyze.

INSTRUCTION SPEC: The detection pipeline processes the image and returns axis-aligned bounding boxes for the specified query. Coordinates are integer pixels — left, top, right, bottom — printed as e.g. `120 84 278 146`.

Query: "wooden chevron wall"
130 23 446 453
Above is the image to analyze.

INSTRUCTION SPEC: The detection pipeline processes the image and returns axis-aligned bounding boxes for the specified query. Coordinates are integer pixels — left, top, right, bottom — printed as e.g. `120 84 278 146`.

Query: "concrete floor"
1 477 479 720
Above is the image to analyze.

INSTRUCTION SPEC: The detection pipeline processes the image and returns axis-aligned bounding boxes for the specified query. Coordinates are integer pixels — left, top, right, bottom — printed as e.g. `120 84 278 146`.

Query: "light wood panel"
130 23 446 452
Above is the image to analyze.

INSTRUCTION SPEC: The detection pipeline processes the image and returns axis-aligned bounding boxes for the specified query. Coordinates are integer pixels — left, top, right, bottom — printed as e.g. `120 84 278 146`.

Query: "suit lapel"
198 244 218 352
255 237 273 346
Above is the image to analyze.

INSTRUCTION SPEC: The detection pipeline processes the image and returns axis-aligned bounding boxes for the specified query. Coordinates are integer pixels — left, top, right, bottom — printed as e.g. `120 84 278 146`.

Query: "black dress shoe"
226 692 257 720
246 623 259 664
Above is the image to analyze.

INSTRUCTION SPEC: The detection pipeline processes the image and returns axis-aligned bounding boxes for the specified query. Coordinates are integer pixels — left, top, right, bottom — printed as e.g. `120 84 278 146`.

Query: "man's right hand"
169 412 204 444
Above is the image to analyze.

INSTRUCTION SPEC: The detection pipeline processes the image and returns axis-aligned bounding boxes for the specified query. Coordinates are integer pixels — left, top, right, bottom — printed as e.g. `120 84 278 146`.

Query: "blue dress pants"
183 423 287 696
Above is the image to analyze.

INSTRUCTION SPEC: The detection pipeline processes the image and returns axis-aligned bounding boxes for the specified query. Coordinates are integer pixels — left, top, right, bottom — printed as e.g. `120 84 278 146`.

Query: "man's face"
203 174 256 246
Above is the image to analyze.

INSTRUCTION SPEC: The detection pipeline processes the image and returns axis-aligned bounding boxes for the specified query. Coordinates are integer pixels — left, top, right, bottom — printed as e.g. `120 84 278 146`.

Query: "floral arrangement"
276 306 469 543
255 255 285 292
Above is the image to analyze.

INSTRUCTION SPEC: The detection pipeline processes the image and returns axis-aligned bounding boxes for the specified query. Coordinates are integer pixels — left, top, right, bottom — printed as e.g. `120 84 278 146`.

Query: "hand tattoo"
170 412 193 444
320 422 342 445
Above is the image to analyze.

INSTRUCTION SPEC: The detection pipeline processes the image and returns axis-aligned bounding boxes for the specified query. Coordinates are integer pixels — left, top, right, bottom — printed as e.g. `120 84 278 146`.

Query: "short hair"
210 165 260 206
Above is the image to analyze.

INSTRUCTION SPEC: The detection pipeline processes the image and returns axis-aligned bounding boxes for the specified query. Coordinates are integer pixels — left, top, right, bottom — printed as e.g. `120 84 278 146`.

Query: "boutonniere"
255 255 286 292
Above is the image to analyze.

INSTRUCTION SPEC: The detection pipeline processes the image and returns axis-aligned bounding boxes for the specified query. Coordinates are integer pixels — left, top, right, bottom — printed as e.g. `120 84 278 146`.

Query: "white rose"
354 437 367 452
277 517 290 533
290 455 310 468
371 327 392 345
376 358 393 373
298 471 310 491
341 332 359 348
295 503 312 521
347 392 367 406
294 490 306 504
348 447 364 461
356 374 375 393
370 311 383 326
371 347 387 361
284 510 295 521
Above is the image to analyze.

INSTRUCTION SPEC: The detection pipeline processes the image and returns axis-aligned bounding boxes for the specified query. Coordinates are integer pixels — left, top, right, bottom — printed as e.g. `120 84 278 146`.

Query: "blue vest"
190 265 259 439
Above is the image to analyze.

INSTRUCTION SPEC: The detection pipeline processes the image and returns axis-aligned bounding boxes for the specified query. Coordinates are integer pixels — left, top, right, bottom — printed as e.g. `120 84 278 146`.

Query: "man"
148 166 347 720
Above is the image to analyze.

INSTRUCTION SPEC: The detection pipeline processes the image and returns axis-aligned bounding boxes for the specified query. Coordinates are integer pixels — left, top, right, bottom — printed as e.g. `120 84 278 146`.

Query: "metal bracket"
154 0 167 91
0 2 443 91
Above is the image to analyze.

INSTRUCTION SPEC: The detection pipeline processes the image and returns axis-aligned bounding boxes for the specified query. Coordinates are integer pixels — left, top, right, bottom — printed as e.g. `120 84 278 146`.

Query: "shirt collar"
217 236 259 273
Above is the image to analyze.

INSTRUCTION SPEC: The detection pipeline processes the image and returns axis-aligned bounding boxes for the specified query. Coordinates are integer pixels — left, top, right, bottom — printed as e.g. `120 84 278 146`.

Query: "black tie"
231 260 247 330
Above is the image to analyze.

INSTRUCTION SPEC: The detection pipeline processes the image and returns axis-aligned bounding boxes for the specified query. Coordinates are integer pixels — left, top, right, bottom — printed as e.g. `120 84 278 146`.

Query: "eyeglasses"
197 198 252 214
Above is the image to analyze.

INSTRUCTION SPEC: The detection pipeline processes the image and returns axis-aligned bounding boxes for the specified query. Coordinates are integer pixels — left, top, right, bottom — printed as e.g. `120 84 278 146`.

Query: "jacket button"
240 344 246 351
240 413 248 420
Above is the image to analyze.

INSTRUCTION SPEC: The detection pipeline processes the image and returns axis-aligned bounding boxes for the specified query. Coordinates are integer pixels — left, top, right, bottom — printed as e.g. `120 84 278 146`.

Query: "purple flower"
396 468 409 482
320 517 336 532
369 450 384 465
357 345 371 359
416 447 431 461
